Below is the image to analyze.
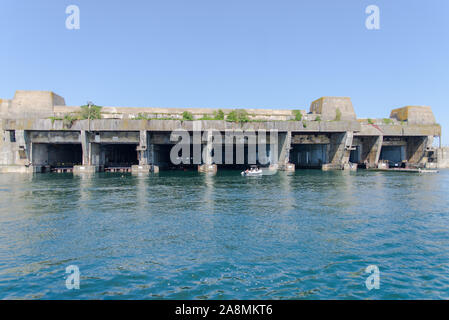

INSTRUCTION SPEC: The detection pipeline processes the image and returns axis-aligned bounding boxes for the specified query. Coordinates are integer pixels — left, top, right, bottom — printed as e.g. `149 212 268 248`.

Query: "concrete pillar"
278 131 294 171
205 131 213 165
407 136 428 164
138 130 149 165
198 130 217 173
360 135 383 168
90 143 101 166
132 131 159 173
15 130 32 166
323 131 354 170
342 131 354 164
436 147 449 168
74 130 99 173
373 135 383 167
80 130 90 165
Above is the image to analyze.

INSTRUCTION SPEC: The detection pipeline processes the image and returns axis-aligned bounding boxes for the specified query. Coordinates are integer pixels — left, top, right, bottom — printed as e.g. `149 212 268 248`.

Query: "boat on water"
241 166 263 176
418 168 439 173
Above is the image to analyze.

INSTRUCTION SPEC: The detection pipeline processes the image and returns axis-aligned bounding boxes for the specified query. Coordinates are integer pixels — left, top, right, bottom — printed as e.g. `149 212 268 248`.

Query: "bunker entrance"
291 144 327 168
32 143 82 168
161 144 203 171
349 146 361 164
162 143 273 170
102 144 138 168
379 146 405 166
216 144 273 170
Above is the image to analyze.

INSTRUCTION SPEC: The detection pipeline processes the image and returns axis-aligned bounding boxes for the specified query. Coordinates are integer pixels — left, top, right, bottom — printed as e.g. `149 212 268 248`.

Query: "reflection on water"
0 170 449 299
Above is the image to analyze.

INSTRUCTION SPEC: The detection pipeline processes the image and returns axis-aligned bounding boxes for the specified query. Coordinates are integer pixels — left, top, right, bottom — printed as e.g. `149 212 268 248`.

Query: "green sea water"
0 169 448 299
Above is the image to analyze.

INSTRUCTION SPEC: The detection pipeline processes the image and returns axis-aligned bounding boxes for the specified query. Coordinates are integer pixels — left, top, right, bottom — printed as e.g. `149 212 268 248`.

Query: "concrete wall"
310 97 357 121
0 98 11 116
357 136 382 167
32 144 49 165
292 144 327 167
55 105 302 121
436 147 449 168
2 118 362 133
4 90 65 119
0 90 443 172
390 106 436 125
406 136 428 163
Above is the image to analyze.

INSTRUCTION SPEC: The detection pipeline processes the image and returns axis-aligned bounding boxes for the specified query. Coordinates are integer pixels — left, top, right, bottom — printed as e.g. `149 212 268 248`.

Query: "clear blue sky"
1 0 448 143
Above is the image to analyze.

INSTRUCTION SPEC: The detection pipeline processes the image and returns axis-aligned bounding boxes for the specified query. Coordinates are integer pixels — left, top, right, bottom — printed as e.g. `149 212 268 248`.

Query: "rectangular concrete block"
73 165 99 174
198 164 217 173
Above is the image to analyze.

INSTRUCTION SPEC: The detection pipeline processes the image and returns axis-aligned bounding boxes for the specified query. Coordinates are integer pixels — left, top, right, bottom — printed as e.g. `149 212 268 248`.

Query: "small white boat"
241 169 263 176
418 168 439 174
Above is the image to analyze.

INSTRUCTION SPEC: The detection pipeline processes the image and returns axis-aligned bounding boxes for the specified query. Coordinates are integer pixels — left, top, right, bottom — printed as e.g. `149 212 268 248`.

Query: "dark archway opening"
102 144 138 168
34 143 82 168
291 144 327 169
380 146 405 167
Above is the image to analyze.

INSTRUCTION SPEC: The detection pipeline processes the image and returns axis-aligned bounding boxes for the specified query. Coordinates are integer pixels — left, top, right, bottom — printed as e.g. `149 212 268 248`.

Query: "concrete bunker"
379 146 406 165
349 146 361 164
290 133 330 169
214 143 275 170
157 143 198 170
291 144 328 168
101 144 138 168
32 143 82 169
379 136 407 166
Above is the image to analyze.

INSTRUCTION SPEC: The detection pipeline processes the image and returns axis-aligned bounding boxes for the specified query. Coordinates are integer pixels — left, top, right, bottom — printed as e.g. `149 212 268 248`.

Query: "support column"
81 130 90 165
373 135 383 167
90 143 101 166
323 131 354 170
198 130 217 173
407 136 429 165
278 131 295 171
15 130 32 165
11 130 40 173
138 130 149 165
359 135 383 169
74 130 99 173
132 131 159 173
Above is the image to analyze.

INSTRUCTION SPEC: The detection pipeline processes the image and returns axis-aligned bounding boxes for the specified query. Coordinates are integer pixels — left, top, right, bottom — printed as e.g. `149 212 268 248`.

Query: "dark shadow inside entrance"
291 144 327 169
33 143 82 168
379 146 405 166
102 144 138 167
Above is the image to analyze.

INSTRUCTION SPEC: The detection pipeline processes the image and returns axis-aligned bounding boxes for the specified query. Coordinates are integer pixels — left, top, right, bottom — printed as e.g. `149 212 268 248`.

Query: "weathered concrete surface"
310 97 357 121
326 131 353 168
198 164 217 173
3 90 65 119
435 147 449 169
29 131 80 144
55 106 299 121
358 135 383 168
277 131 295 171
406 136 429 164
73 165 100 174
131 164 151 174
0 165 37 173
390 106 436 124
291 134 330 144
0 90 444 172
355 123 441 137
2 118 362 133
